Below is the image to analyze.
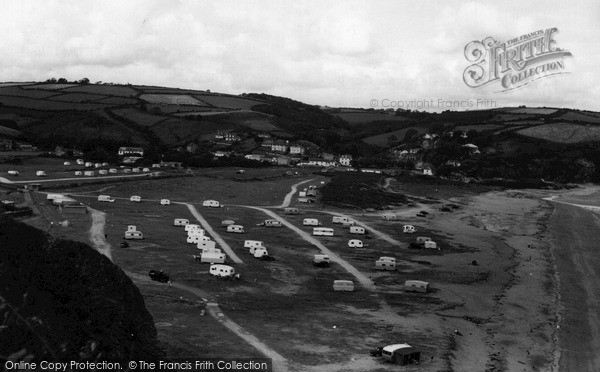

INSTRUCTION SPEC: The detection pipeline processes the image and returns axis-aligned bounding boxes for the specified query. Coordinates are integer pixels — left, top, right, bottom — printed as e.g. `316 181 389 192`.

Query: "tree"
57 78 68 84
78 78 90 85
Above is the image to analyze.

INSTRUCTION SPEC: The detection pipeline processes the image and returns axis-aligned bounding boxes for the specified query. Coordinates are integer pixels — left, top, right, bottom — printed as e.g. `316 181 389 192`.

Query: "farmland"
333 112 408 124
110 108 168 126
517 123 600 143
62 84 138 97
140 94 207 106
194 94 267 110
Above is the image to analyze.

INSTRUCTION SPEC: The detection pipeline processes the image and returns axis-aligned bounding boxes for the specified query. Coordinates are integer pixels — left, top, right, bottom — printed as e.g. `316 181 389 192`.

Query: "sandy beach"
413 185 600 372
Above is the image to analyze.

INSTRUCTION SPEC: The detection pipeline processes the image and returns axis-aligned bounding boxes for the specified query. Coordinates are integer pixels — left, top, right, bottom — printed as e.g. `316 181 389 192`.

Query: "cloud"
0 0 597 111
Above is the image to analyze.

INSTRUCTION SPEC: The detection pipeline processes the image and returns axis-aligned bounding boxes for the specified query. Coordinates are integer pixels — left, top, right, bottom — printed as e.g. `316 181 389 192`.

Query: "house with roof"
339 154 353 166
118 147 144 157
225 133 241 143
289 144 305 155
0 139 13 151
271 140 289 153
245 154 266 162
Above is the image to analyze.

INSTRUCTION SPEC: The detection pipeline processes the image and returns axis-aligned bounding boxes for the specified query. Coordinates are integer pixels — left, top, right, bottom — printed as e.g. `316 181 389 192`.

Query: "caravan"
313 254 330 267
284 207 299 215
349 226 366 235
424 241 438 249
348 239 363 248
97 195 115 203
313 227 334 236
130 195 141 202
403 225 416 234
7 170 19 176
303 218 321 226
332 216 352 224
84 171 95 176
202 200 221 208
244 240 264 249
185 224 201 232
199 252 226 264
160 199 170 205
174 218 190 226
124 231 144 240
382 214 398 221
404 280 429 293
197 240 216 250
209 264 235 278
187 235 210 244
35 170 47 177
333 280 354 292
226 225 245 234
253 247 269 258
375 257 397 271
262 219 283 227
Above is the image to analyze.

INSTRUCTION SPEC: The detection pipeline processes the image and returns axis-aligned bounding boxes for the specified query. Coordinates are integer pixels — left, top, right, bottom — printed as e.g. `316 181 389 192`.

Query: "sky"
0 0 598 112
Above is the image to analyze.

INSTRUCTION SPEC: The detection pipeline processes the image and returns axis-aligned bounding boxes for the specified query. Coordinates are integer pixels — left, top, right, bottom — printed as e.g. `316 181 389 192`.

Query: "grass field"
0 86 62 99
49 92 109 103
110 108 168 126
140 94 205 106
334 112 408 124
95 96 139 105
0 95 109 111
556 111 600 124
362 126 429 146
21 83 79 90
194 95 266 110
508 108 557 115
453 124 503 132
149 117 235 144
517 123 600 143
62 84 138 97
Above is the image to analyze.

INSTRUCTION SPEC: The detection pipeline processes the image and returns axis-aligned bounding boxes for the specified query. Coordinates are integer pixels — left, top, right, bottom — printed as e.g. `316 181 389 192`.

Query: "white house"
289 144 305 155
339 154 353 166
117 147 144 156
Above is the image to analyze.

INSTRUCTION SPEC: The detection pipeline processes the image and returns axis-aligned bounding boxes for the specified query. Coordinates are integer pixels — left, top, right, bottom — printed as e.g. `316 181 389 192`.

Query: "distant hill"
1 80 600 182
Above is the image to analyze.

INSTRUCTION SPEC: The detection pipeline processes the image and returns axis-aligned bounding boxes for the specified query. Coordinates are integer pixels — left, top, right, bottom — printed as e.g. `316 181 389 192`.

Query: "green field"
334 112 408 124
62 84 138 97
194 94 266 110
140 94 206 106
110 108 168 126
517 123 600 143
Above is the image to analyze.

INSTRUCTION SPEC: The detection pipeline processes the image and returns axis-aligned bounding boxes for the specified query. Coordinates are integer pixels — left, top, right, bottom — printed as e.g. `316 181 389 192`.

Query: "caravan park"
2 159 594 372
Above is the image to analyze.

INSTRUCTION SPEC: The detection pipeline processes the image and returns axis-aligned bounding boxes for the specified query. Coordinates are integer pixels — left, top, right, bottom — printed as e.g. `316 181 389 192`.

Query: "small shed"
404 280 429 293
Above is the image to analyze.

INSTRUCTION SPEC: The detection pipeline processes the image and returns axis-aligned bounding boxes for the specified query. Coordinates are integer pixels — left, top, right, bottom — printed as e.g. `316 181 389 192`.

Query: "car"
313 261 330 268
369 346 384 357
417 211 428 217
259 255 276 261
148 270 170 283
409 242 423 249
439 206 452 212
120 241 130 248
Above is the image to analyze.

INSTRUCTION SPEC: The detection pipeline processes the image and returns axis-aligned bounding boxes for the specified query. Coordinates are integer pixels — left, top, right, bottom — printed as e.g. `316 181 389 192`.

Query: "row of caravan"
333 279 429 293
311 226 367 236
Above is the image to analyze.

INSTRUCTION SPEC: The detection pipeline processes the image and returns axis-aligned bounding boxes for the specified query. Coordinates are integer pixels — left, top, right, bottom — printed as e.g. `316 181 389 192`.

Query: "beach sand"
419 187 598 371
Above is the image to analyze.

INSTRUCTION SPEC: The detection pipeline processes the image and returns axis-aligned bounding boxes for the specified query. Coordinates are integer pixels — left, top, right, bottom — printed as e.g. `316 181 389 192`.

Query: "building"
257 133 271 139
214 132 225 141
299 158 338 167
261 138 274 148
245 154 266 161
289 144 305 155
212 151 230 158
160 161 183 168
271 140 289 153
339 154 353 166
118 147 144 156
17 144 38 152
186 142 199 153
423 168 434 176
0 139 12 151
225 133 241 142
321 152 335 161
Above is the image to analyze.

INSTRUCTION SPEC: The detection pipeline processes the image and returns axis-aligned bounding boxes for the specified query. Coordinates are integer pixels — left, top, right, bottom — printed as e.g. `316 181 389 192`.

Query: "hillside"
0 215 163 361
1 80 600 183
